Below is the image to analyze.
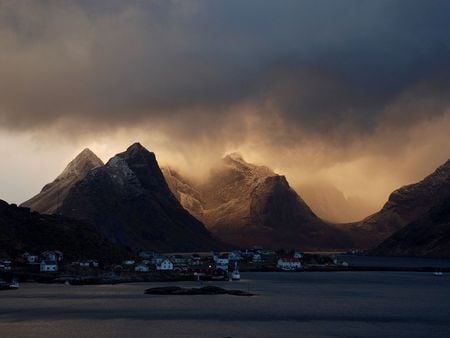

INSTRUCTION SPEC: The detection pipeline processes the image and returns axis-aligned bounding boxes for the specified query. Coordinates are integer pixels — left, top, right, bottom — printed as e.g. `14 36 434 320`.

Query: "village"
0 247 342 288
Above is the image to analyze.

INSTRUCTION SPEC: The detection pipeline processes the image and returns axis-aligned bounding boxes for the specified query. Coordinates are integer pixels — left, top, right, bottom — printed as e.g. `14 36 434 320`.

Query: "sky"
1 0 450 210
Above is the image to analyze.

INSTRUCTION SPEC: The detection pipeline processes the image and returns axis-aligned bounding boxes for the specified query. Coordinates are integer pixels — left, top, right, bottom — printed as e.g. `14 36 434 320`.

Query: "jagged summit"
124 142 149 155
58 148 103 180
223 152 245 163
21 148 103 214
53 143 221 252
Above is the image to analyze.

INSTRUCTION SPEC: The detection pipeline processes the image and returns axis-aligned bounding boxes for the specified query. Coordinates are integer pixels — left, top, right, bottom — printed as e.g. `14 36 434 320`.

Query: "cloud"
0 0 450 207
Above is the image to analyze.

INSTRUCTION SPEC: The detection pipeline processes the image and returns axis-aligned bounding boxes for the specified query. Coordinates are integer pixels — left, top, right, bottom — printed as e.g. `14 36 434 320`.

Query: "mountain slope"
164 154 351 249
21 148 103 214
345 159 450 248
58 143 221 252
0 200 128 262
372 199 450 258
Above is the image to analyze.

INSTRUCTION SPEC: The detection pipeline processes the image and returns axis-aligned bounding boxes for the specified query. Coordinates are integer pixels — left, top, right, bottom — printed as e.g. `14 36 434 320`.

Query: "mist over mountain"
163 154 351 250
297 182 378 223
22 143 222 252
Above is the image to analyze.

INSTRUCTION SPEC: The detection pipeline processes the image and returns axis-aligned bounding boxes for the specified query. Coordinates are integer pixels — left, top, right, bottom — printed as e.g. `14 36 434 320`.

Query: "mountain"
371 198 450 258
298 182 377 223
21 148 103 214
345 159 450 248
0 199 128 262
49 143 221 252
163 154 351 250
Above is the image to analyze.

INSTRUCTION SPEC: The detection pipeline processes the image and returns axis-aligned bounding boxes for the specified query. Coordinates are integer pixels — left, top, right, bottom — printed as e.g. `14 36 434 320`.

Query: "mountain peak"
79 147 97 158
60 148 103 179
127 142 145 151
20 148 103 214
223 152 248 166
122 142 155 160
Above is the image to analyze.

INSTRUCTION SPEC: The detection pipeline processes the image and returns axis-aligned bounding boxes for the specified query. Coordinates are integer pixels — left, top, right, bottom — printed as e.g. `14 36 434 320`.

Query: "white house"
156 258 174 271
135 264 150 272
252 254 263 263
214 255 229 271
40 260 58 272
0 259 11 271
277 258 302 271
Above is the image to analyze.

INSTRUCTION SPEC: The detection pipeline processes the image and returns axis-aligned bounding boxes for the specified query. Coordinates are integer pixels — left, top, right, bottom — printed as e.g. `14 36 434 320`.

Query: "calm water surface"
1 272 450 338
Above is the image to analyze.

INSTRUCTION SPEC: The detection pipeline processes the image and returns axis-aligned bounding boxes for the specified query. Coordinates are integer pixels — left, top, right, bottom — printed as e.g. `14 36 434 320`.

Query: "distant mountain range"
22 143 222 252
0 200 128 262
19 144 450 257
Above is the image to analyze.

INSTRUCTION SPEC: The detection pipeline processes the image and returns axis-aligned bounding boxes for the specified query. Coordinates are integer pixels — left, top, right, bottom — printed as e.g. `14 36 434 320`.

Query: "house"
40 260 58 272
156 258 174 271
135 264 150 272
214 255 229 271
27 255 40 264
42 250 63 262
277 258 302 271
0 259 11 271
22 252 40 264
252 254 263 263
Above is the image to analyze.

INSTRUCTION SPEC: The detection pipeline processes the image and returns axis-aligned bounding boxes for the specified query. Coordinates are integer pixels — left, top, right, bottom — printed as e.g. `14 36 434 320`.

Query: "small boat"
231 262 240 281
9 279 19 289
0 279 19 290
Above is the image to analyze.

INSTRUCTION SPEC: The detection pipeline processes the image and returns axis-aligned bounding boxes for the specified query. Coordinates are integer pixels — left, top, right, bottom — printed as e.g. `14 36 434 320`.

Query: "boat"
0 279 19 290
9 279 19 289
433 271 444 276
231 262 240 281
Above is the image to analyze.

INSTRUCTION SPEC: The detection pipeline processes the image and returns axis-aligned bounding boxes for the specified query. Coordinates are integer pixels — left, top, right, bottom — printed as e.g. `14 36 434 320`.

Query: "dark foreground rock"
144 285 255 296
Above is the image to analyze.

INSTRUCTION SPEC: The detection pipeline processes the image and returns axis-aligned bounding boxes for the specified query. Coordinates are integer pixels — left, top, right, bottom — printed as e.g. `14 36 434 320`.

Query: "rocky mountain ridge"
23 143 222 252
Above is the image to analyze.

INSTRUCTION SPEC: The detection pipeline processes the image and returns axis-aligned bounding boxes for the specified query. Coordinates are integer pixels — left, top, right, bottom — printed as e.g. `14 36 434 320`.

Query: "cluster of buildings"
127 248 304 274
22 251 63 272
0 246 305 276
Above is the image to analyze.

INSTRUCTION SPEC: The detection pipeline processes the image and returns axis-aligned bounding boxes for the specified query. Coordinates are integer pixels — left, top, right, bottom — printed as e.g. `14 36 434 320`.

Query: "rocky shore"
144 286 255 296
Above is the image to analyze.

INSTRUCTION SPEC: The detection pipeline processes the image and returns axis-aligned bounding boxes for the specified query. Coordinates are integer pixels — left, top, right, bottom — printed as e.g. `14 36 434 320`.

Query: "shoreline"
2 265 449 288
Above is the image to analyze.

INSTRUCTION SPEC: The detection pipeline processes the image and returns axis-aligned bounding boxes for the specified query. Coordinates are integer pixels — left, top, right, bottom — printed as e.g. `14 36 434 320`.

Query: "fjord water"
1 272 450 338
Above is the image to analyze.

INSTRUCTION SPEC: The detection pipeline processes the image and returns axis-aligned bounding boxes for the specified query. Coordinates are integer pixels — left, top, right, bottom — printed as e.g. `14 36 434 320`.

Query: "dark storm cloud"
1 0 450 140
